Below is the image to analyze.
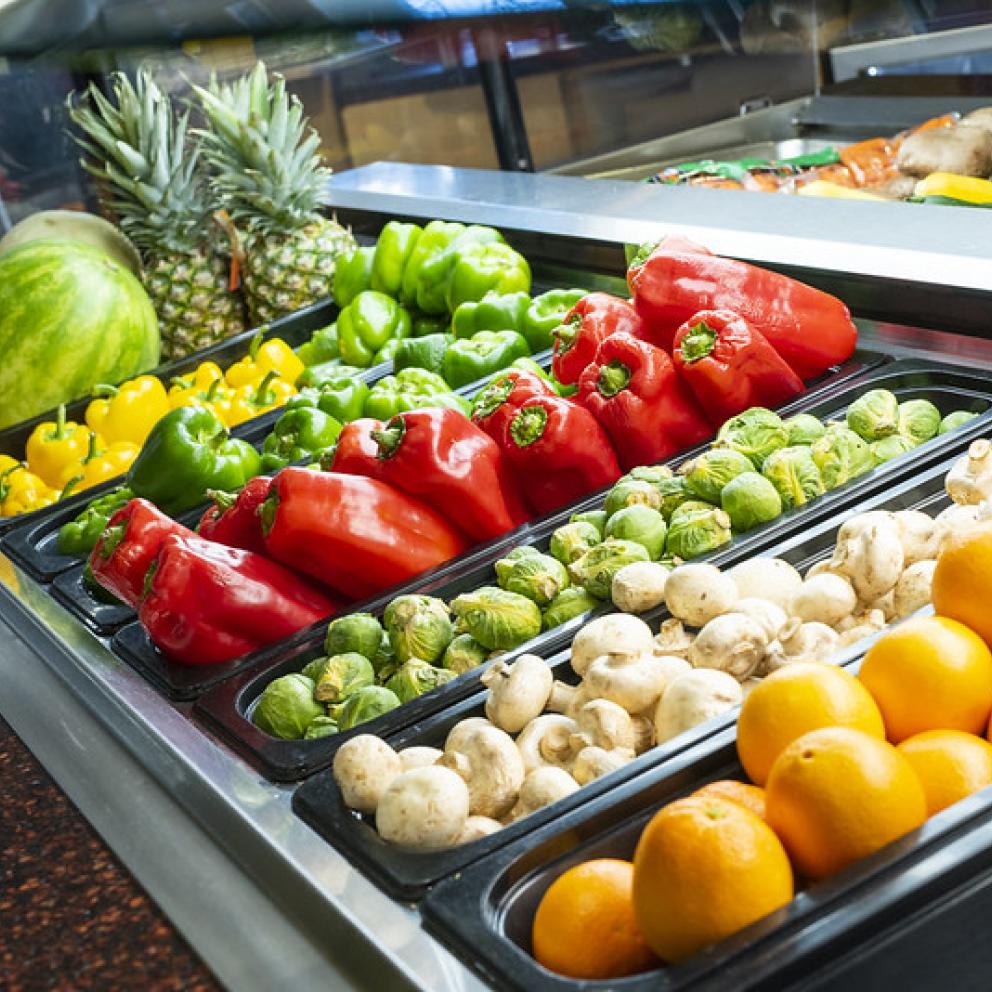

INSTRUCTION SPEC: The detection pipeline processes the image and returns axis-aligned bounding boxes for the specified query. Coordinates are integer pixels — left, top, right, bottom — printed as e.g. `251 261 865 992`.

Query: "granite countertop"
0 715 221 992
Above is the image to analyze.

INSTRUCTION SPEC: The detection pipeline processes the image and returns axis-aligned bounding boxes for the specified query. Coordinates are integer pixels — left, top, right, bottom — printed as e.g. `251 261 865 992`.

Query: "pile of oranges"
529 520 992 979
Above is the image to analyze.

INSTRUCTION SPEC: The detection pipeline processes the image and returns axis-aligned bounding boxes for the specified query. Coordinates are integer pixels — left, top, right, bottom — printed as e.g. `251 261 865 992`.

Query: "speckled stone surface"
0 714 222 992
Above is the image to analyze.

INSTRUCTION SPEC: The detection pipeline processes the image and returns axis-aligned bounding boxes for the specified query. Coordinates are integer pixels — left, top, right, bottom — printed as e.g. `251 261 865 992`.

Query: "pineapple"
68 71 247 360
193 62 357 324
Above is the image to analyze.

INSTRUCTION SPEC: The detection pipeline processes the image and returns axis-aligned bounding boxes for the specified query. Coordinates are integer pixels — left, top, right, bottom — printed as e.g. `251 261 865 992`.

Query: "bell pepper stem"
205 378 224 402
681 322 718 363
92 384 120 398
204 489 238 511
52 404 68 441
83 431 100 464
510 405 548 448
60 475 83 500
554 314 581 353
254 369 280 406
259 490 279 537
371 418 407 460
473 375 515 420
248 328 265 361
597 361 632 398
98 522 126 558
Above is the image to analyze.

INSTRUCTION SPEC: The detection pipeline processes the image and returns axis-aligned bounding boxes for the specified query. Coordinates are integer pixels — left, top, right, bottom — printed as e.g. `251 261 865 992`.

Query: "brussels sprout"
314 652 376 703
810 426 874 490
324 612 384 661
668 499 719 528
450 586 543 650
761 446 825 509
542 586 601 630
870 434 917 464
784 413 827 447
897 399 941 445
495 551 570 606
568 539 651 599
383 595 453 664
719 471 783 532
846 389 899 441
371 632 397 679
665 507 733 560
501 545 543 562
715 407 788 469
303 716 338 740
654 476 695 521
681 449 755 504
385 659 456 704
604 505 667 560
336 686 401 731
549 522 602 565
939 410 979 435
301 656 329 683
441 633 489 674
623 465 673 486
252 674 323 740
603 479 661 516
570 509 608 537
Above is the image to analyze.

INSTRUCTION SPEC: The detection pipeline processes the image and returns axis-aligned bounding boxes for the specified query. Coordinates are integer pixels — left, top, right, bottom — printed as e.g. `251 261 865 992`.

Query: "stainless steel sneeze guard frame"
4 176 992 991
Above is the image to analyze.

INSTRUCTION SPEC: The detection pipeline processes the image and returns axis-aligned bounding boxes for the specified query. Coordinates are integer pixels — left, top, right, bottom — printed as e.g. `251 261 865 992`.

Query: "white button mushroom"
836 511 897 543
546 680 592 718
584 652 684 713
761 619 841 672
399 746 443 771
455 815 504 844
443 717 495 755
572 745 636 786
654 669 743 743
570 614 656 677
688 613 768 680
332 735 402 815
506 766 580 822
375 766 470 850
570 699 636 752
946 439 992 505
829 520 904 602
515 714 581 773
789 573 858 627
891 510 942 564
728 558 802 610
611 561 671 614
935 503 982 549
892 559 937 618
664 563 738 627
481 654 553 733
439 724 525 820
654 618 694 659
836 608 887 648
734 597 788 641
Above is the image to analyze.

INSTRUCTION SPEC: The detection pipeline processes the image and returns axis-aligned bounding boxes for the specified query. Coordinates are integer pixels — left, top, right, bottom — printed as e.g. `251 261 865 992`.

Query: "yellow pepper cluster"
0 455 59 517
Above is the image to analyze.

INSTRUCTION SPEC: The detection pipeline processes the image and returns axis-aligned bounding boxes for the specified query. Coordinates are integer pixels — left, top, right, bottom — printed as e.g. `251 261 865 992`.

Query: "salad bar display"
6 60 992 992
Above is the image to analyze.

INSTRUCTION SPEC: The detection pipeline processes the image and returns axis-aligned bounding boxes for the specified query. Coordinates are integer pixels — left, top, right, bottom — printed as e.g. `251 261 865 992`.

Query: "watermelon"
0 239 160 431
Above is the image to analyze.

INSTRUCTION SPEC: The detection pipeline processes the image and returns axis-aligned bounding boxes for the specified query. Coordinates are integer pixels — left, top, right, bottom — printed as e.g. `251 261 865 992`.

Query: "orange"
765 726 927 881
692 780 767 821
933 520 992 646
897 729 992 816
736 662 885 786
632 796 793 964
531 858 658 979
858 615 992 743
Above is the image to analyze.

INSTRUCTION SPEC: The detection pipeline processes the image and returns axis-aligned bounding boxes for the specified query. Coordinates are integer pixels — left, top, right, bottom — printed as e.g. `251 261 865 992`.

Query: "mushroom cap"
332 734 402 815
375 766 470 849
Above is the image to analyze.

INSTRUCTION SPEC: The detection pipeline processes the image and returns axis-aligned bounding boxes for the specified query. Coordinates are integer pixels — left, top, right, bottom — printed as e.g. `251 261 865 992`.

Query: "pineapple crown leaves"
192 61 332 235
66 71 214 255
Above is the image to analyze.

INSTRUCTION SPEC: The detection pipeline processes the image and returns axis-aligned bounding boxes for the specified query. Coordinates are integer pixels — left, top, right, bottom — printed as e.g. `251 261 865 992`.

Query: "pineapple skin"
145 249 247 360
241 218 356 325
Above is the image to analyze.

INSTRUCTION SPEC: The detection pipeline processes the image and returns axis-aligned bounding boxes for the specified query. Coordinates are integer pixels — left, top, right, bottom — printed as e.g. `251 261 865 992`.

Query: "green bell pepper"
393 333 454 376
363 368 452 420
400 220 467 313
371 222 422 297
412 314 449 337
523 288 587 351
127 406 262 516
333 247 375 309
296 361 363 390
337 291 412 368
295 323 339 367
446 242 531 313
83 560 122 604
56 484 135 557
451 291 530 340
260 407 343 472
287 376 370 425
442 330 531 389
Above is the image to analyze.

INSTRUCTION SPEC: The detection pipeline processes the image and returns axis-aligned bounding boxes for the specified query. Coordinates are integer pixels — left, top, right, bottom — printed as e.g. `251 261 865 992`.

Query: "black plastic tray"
289 447 961 901
49 564 134 635
198 355 977 783
420 672 992 992
0 298 337 537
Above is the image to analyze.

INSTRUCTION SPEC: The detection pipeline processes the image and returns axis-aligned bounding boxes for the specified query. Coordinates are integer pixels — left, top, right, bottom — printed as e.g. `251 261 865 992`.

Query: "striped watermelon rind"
0 239 160 431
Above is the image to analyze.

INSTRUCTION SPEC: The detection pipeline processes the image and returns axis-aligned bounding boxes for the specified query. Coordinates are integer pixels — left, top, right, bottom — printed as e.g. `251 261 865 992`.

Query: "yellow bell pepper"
0 463 59 517
168 362 225 409
913 172 992 205
227 370 296 426
797 181 886 202
25 405 93 489
224 330 304 388
58 433 139 494
86 375 171 446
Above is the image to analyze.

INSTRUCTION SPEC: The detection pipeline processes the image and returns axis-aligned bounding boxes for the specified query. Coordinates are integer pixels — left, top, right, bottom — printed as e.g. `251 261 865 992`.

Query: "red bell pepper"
196 476 272 555
260 467 470 600
671 309 806 427
627 236 857 379
552 293 645 385
324 417 387 480
139 534 339 666
89 498 193 608
492 394 621 516
471 368 556 440
577 333 712 470
369 407 529 542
